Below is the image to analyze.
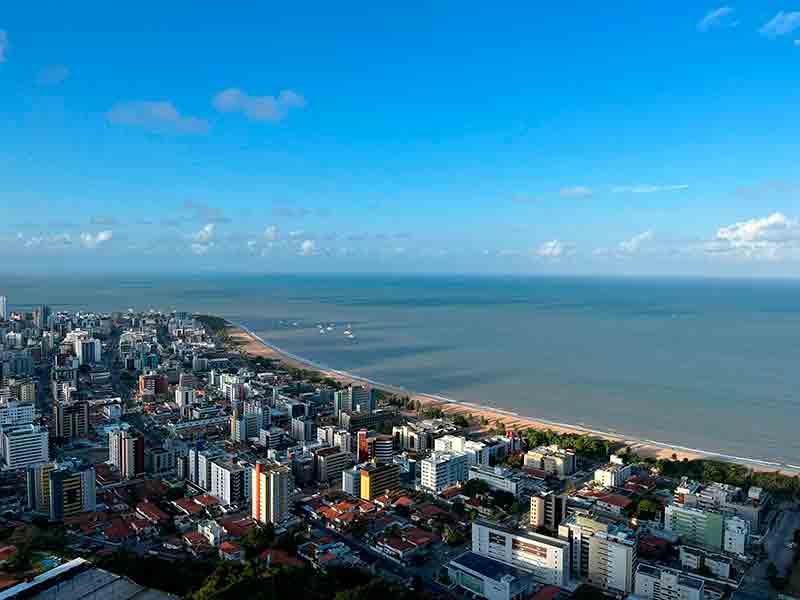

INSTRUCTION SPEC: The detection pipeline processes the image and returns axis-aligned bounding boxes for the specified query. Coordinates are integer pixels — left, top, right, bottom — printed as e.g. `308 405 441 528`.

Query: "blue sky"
2 2 800 275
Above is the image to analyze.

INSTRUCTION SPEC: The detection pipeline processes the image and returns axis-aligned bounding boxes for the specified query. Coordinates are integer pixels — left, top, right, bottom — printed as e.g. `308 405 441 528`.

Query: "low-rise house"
219 541 243 561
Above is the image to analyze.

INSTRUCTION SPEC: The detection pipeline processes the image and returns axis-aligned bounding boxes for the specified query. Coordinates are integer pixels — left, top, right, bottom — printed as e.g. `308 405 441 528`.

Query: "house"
136 501 170 525
219 541 243 561
222 517 255 539
173 497 205 516
0 546 17 565
596 494 633 515
128 518 157 538
376 536 417 563
260 548 304 568
103 518 134 543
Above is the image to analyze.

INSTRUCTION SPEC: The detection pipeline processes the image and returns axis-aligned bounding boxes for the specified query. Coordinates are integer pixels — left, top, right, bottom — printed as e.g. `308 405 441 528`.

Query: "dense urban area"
0 296 799 600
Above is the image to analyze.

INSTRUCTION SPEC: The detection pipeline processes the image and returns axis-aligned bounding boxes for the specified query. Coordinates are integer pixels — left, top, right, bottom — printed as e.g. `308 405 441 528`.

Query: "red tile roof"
136 501 170 523
597 494 633 509
0 546 17 562
174 498 204 515
531 585 562 600
260 549 304 568
219 541 242 554
183 531 206 546
222 517 255 538
194 494 219 507
104 519 133 541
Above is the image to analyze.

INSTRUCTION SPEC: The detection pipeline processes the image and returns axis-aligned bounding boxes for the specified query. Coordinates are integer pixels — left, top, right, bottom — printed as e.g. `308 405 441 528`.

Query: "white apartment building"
210 460 246 506
587 529 637 595
1 424 49 470
471 520 571 587
0 401 35 427
594 455 633 488
634 564 705 600
723 515 749 555
420 452 468 493
435 435 492 466
468 464 534 498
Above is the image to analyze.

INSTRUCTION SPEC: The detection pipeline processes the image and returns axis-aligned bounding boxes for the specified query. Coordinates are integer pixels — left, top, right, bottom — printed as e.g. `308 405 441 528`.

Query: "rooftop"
450 551 531 583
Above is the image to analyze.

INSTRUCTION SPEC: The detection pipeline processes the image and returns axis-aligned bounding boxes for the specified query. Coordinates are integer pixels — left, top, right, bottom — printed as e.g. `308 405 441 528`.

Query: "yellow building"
360 462 400 501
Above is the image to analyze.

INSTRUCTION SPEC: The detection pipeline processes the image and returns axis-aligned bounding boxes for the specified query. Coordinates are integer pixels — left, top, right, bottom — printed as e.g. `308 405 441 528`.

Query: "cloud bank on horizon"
2 5 800 276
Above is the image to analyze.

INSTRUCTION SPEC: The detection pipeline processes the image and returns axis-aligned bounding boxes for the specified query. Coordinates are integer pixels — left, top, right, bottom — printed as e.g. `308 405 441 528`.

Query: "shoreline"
226 321 800 475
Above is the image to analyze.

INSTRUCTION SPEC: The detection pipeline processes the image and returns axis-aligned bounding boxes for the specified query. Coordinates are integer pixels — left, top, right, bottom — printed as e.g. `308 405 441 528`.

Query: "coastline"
226 321 800 475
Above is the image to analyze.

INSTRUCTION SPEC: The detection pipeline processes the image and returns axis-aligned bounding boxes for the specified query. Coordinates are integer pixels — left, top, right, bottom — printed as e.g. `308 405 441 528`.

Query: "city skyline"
2 4 800 276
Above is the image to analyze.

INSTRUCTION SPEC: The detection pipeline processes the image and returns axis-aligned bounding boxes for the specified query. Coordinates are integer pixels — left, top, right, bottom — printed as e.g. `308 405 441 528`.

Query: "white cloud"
706 212 800 259
759 11 800 38
697 7 737 32
619 230 654 254
0 30 8 63
107 101 209 134
212 88 306 122
189 223 216 255
23 233 72 249
560 186 592 198
36 64 70 85
611 184 689 194
192 223 215 243
299 239 316 256
536 240 566 258
263 225 279 241
79 230 113 249
795 39 800 45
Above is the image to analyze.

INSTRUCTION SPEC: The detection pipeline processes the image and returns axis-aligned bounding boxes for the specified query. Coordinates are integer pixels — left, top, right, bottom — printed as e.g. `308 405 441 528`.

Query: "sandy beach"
226 324 796 474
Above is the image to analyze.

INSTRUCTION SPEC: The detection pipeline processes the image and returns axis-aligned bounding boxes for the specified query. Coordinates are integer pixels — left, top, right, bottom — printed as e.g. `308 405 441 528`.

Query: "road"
741 502 800 597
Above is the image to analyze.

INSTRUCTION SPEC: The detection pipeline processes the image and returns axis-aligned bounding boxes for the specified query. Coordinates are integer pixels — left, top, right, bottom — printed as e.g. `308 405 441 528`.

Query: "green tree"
767 561 778 582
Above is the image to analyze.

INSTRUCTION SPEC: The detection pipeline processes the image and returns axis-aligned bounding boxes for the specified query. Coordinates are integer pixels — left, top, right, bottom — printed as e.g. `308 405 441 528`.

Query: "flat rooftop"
450 551 530 582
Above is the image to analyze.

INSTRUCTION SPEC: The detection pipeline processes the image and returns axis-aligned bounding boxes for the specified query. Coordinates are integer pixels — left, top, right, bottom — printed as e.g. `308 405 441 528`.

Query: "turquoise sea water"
4 273 800 465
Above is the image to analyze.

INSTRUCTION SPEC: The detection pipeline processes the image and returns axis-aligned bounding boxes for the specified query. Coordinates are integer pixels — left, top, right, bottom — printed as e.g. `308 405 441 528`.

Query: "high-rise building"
587 529 637 595
175 386 195 408
350 385 375 413
664 504 724 550
75 338 102 366
1 424 49 470
360 461 400 500
314 446 351 483
231 400 267 443
357 428 369 462
558 512 626 580
251 462 290 525
52 399 90 440
291 416 316 442
369 434 395 464
530 490 568 533
0 401 36 428
723 516 749 555
342 466 362 497
27 461 95 521
471 520 571 587
108 429 145 479
334 385 375 417
420 452 468 494
210 460 246 506
0 296 7 321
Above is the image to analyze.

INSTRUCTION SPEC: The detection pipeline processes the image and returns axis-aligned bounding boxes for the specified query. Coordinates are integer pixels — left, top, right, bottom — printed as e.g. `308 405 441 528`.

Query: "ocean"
4 272 800 466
